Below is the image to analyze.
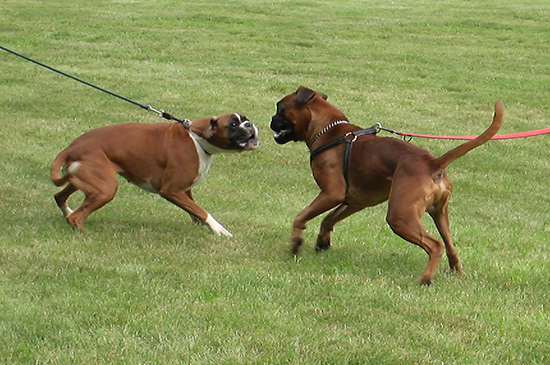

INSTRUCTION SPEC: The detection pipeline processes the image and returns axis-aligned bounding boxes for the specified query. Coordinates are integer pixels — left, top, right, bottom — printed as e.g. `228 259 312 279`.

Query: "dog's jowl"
50 113 259 236
270 86 502 285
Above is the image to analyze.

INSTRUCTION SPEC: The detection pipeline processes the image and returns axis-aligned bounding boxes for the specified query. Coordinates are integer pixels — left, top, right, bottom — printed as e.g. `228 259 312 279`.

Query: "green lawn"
1 0 549 363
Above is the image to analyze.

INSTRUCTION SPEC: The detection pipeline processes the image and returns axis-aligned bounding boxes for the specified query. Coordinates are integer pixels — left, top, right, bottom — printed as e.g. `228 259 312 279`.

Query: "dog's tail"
432 101 503 170
50 151 81 186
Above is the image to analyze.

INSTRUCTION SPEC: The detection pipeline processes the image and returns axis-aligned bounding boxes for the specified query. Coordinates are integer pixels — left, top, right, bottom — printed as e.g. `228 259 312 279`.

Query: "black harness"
309 126 379 185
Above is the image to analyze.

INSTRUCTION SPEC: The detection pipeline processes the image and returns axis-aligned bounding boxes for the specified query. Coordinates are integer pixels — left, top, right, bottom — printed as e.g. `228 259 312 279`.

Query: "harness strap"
310 126 378 162
310 126 378 185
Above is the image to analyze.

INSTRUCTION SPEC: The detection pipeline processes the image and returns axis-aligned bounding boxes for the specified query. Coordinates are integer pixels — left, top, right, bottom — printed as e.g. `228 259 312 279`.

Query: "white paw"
205 214 233 237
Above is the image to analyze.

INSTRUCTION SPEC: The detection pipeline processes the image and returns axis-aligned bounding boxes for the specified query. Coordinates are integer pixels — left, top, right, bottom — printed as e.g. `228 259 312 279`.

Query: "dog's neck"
188 132 227 155
184 119 224 155
310 120 349 145
188 133 214 189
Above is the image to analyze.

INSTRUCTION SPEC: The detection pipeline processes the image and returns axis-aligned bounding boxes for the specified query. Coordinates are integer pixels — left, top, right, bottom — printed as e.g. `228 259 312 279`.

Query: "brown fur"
50 114 258 235
271 86 502 285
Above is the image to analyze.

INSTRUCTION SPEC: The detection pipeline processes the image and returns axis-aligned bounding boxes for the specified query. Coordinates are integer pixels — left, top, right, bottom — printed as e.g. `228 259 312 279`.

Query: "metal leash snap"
147 105 164 118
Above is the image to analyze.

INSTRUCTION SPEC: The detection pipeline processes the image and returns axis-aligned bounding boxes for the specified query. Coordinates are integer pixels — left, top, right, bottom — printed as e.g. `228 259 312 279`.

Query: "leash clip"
147 105 165 118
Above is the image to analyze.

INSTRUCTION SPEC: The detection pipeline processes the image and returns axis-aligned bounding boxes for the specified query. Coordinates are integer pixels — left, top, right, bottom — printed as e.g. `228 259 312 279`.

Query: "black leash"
0 45 190 128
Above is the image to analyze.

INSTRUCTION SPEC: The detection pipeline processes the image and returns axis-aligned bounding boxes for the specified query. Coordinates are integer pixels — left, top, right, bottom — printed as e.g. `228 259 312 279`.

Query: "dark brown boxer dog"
270 86 502 284
50 113 259 236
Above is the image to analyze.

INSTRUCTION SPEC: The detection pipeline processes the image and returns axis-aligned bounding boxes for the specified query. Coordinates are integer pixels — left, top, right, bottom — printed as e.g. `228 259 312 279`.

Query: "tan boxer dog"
270 86 502 285
50 113 259 236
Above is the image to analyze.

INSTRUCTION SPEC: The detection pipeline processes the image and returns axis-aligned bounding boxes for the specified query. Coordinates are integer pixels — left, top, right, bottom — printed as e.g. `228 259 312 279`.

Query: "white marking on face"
234 113 252 131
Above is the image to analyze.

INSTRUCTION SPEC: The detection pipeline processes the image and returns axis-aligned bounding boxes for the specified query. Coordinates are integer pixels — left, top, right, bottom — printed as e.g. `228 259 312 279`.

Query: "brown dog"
270 86 502 284
50 113 259 236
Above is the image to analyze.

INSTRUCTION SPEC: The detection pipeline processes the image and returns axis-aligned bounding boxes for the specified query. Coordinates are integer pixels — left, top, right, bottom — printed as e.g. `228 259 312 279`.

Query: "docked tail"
432 101 503 170
50 152 81 186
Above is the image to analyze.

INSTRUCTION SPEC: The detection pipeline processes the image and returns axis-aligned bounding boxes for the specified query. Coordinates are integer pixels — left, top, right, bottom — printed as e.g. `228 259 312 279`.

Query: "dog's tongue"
244 138 260 150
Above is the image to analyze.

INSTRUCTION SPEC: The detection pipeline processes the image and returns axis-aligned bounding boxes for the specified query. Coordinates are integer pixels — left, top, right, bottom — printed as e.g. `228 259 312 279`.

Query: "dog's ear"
203 117 219 139
295 86 327 104
295 86 316 105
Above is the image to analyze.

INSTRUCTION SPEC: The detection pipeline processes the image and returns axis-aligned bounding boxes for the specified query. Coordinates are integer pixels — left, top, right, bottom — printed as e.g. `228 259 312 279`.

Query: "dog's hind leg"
429 207 464 275
386 209 444 285
316 204 363 251
54 183 78 217
65 167 119 232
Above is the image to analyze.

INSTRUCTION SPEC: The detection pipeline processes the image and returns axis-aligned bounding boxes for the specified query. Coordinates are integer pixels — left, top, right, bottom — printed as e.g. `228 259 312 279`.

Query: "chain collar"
310 120 349 145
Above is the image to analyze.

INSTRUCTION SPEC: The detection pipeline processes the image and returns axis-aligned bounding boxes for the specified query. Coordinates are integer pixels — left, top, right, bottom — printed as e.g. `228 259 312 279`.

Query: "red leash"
380 126 550 141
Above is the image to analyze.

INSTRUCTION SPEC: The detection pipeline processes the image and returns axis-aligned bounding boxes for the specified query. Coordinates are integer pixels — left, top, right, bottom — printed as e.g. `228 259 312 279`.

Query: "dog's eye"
230 121 238 127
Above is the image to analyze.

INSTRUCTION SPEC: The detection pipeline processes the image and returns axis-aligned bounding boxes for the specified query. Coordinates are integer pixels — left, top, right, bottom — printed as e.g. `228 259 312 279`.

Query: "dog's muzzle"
240 123 260 150
270 115 295 145
231 116 260 150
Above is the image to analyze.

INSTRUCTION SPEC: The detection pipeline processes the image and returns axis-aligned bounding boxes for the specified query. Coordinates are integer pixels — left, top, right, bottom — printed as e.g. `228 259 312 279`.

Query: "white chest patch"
189 132 213 190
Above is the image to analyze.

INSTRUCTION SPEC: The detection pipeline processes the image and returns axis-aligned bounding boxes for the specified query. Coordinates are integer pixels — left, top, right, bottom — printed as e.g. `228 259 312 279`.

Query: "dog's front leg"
185 190 202 225
316 204 364 251
291 191 344 255
160 190 232 237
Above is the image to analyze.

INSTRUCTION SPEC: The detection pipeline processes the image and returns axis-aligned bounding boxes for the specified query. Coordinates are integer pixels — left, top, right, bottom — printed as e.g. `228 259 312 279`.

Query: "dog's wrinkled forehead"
228 113 250 127
226 113 255 135
274 96 296 119
214 113 253 130
275 101 285 115
275 87 327 117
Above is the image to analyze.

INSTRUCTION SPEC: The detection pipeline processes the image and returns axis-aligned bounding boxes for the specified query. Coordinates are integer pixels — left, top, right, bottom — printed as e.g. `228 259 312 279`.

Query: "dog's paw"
205 214 233 237
290 237 303 255
315 236 331 252
418 277 433 286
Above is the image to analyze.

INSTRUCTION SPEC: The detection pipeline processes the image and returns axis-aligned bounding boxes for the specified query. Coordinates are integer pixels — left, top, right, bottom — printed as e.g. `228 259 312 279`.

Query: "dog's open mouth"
239 137 260 150
273 129 292 140
270 115 295 144
237 124 260 150
272 128 294 144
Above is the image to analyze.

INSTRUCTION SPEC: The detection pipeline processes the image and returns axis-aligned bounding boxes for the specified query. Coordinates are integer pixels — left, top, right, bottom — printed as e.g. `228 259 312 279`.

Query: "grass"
1 0 550 363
